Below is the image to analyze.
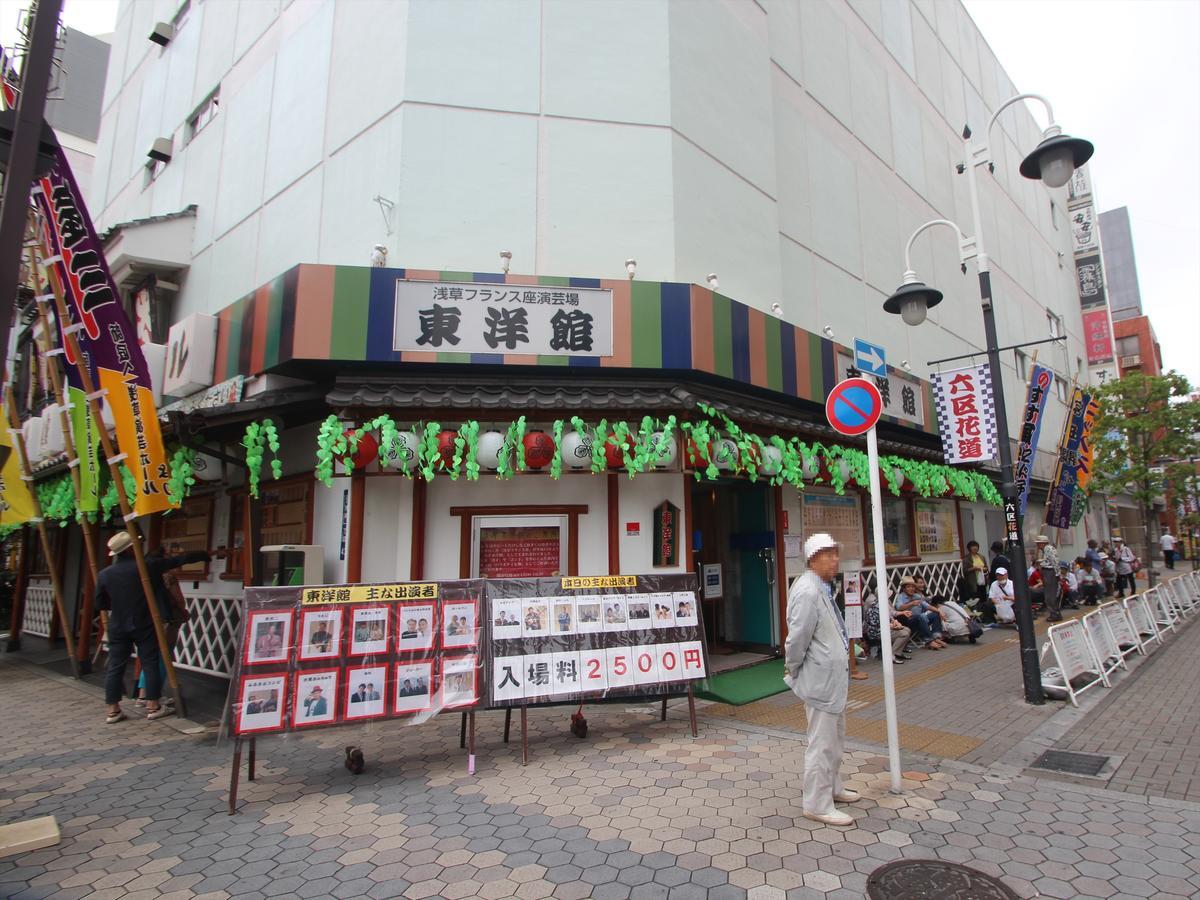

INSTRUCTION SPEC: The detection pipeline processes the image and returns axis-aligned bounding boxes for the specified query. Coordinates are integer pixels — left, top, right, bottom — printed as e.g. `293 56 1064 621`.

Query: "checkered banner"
931 364 998 465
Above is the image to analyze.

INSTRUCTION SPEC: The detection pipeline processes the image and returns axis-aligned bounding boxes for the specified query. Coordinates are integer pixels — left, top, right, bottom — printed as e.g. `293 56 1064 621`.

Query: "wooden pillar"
607 474 620 575
683 473 694 572
346 472 366 583
411 477 427 580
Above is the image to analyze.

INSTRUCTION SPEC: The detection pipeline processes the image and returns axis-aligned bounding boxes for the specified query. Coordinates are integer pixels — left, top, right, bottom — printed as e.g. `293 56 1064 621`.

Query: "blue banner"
1015 365 1053 517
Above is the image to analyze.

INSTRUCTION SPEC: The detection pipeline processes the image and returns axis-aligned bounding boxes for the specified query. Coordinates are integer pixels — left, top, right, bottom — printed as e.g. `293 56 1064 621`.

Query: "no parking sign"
825 377 883 436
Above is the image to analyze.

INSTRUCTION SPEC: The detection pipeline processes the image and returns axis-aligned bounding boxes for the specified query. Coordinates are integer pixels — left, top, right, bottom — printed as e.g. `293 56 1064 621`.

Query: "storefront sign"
1082 309 1115 364
836 352 924 428
1074 254 1106 308
163 313 218 398
485 574 706 705
702 564 723 599
1046 388 1099 529
932 364 997 465
653 501 680 567
1070 206 1097 253
1004 498 1019 544
158 375 245 417
394 280 613 357
1015 365 1054 517
1067 165 1091 203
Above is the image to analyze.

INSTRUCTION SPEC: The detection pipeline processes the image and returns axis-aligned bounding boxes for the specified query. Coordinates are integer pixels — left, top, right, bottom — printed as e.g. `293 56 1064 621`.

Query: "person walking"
1160 530 1177 570
1113 537 1137 597
783 533 859 827
96 533 213 724
1034 535 1061 622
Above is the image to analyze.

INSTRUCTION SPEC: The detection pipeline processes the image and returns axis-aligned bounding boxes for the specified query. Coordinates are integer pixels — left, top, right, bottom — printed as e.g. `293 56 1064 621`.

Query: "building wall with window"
1113 315 1163 378
91 0 1088 454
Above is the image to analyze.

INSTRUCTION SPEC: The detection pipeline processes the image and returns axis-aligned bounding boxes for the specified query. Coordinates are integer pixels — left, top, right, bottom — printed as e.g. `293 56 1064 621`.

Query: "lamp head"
1019 126 1094 189
625 259 637 279
883 275 943 327
706 273 719 289
499 250 512 273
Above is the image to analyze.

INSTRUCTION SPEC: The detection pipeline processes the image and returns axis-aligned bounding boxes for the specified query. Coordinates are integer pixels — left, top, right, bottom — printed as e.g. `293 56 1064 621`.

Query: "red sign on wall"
1082 309 1115 364
478 527 561 577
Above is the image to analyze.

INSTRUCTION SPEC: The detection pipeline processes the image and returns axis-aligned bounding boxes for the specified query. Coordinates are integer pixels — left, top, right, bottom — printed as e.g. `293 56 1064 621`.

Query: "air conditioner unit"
147 136 173 163
149 22 174 46
1120 354 1141 367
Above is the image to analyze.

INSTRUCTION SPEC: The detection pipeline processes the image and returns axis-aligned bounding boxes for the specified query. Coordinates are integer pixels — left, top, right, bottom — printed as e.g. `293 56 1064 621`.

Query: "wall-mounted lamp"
500 250 512 274
770 303 783 319
625 259 637 280
706 273 719 290
901 360 912 372
370 245 388 267
822 325 834 338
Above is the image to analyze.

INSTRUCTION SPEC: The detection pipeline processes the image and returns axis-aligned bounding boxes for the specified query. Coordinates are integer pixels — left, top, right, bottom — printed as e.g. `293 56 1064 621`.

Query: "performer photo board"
484 574 708 706
226 580 484 737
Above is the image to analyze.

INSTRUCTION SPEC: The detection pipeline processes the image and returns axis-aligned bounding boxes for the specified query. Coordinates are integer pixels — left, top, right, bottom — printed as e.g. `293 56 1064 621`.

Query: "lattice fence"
22 581 54 638
175 594 242 678
861 560 964 606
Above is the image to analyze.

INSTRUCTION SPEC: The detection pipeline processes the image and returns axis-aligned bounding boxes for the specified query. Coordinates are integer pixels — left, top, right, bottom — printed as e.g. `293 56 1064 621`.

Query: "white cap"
995 567 1008 575
804 532 839 561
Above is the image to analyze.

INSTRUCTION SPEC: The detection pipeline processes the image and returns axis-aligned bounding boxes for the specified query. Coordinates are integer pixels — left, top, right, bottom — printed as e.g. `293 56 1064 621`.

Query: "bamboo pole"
26 239 105 669
33 245 186 715
3 385 78 677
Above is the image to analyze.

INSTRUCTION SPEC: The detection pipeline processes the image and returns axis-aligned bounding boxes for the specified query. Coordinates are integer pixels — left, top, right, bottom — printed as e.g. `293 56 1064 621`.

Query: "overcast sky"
965 0 1200 386
3 0 1197 385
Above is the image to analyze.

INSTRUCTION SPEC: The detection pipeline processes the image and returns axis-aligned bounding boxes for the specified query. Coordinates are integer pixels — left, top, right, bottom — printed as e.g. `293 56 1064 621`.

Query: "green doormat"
696 658 789 706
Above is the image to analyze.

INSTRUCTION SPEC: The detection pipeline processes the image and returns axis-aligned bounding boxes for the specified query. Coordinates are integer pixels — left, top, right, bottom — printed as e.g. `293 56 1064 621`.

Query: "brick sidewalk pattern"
1054 602 1200 802
1 659 1198 899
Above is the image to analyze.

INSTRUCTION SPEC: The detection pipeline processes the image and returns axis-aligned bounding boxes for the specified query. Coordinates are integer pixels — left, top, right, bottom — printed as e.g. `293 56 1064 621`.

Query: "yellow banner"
560 575 638 590
302 583 440 605
98 369 172 517
0 411 35 527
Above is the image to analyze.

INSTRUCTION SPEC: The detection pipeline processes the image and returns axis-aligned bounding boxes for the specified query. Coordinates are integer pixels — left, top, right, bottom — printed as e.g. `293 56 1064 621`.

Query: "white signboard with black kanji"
394 280 613 357
931 364 997 465
836 352 925 428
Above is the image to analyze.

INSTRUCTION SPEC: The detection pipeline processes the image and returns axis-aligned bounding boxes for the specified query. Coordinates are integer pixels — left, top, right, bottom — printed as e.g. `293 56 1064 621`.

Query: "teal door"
733 484 775 647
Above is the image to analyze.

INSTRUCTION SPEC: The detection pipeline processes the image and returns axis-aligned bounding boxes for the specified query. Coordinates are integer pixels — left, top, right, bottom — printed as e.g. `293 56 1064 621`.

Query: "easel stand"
35 246 186 716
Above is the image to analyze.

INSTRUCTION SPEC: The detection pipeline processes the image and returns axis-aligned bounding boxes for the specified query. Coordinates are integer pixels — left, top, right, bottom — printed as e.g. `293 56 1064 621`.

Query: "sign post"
825 378 902 793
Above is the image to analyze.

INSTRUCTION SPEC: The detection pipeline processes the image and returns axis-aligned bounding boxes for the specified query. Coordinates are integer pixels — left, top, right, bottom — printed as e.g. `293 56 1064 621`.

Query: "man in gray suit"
783 532 860 827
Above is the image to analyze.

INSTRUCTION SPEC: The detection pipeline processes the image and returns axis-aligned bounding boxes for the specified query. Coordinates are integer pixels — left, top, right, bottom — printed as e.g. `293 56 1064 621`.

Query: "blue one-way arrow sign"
854 338 887 377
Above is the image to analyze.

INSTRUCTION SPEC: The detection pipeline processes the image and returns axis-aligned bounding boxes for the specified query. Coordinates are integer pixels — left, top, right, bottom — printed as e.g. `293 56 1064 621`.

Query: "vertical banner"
31 152 172 516
0 408 35 526
931 364 997 465
1045 388 1099 529
1015 365 1054 516
68 385 100 513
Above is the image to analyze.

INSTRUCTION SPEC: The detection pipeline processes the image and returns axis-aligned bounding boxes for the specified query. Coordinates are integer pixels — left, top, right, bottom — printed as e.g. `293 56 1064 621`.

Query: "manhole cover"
1031 749 1109 776
867 860 1020 899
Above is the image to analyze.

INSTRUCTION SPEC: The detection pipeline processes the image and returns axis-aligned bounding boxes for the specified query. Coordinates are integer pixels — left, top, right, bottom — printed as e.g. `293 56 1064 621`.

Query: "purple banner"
1015 365 1053 517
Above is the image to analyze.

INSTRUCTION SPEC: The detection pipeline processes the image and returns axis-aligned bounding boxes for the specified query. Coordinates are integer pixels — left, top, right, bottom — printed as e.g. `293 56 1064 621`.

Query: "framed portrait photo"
442 601 478 650
236 674 287 734
672 591 699 627
396 603 436 654
575 596 603 633
244 611 293 666
299 608 343 661
490 597 523 641
292 668 339 728
348 606 391 658
650 592 676 629
441 655 478 709
521 598 551 638
626 593 652 630
344 665 388 721
393 660 433 714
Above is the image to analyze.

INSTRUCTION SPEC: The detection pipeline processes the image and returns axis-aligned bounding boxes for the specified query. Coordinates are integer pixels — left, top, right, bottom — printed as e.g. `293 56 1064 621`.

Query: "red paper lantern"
523 431 555 469
343 430 378 470
436 430 458 470
686 439 712 467
605 437 630 469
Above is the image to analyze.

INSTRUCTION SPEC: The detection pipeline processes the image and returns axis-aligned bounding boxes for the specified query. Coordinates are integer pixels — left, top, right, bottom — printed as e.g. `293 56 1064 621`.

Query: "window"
143 158 163 188
225 477 314 581
1047 311 1063 338
915 499 958 555
864 496 915 560
1116 335 1140 359
1056 377 1068 402
185 88 219 145
1014 349 1030 381
1050 198 1059 230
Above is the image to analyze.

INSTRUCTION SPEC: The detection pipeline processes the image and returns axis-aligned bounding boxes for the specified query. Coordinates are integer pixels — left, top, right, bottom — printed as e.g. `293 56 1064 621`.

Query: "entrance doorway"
690 480 780 667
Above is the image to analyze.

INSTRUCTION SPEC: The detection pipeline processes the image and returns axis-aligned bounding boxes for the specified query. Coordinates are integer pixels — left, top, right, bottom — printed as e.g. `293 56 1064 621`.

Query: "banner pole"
4 385 79 676
25 236 105 668
37 257 187 717
866 425 902 793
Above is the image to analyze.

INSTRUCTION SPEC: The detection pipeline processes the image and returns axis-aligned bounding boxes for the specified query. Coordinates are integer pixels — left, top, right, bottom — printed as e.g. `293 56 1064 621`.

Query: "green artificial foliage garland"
167 446 197 507
550 419 565 481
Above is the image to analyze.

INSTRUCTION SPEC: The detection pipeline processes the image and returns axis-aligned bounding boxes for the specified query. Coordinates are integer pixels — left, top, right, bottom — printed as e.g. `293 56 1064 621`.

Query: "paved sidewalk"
1 657 1198 900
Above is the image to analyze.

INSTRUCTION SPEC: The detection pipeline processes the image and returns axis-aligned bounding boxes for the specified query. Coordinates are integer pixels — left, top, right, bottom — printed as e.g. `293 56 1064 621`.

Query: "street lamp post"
883 94 1094 706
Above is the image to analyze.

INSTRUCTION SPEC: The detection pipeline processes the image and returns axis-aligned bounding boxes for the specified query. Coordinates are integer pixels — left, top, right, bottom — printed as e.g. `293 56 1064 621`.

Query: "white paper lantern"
759 445 782 476
380 431 419 471
713 438 739 471
802 455 820 479
837 459 851 483
648 431 678 469
892 466 907 489
560 430 593 469
476 430 506 470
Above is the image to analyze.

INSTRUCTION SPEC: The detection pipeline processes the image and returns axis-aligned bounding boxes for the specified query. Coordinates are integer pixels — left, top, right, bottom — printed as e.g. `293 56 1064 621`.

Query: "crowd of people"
861 534 1145 665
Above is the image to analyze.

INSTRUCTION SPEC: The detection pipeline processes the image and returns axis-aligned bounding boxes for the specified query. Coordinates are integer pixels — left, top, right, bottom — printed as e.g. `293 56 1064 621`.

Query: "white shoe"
803 809 854 827
834 789 861 803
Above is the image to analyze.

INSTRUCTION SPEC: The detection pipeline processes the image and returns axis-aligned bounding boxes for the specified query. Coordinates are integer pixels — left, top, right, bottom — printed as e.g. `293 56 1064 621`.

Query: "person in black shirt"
95 532 213 724
988 541 1011 581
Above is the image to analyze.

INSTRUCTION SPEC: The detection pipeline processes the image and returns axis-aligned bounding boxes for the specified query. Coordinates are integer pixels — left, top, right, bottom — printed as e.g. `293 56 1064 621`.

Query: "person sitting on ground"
893 577 946 649
988 568 1017 624
864 597 912 664
929 595 981 644
1026 564 1044 611
1059 561 1080 610
1076 557 1104 605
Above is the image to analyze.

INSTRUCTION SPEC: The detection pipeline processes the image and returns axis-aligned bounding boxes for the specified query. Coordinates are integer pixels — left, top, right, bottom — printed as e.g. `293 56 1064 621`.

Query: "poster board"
1148 588 1178 632
1082 610 1123 678
226 580 485 737
842 571 863 640
1046 618 1105 707
1098 600 1142 659
1123 595 1160 648
485 574 707 706
915 500 957 555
